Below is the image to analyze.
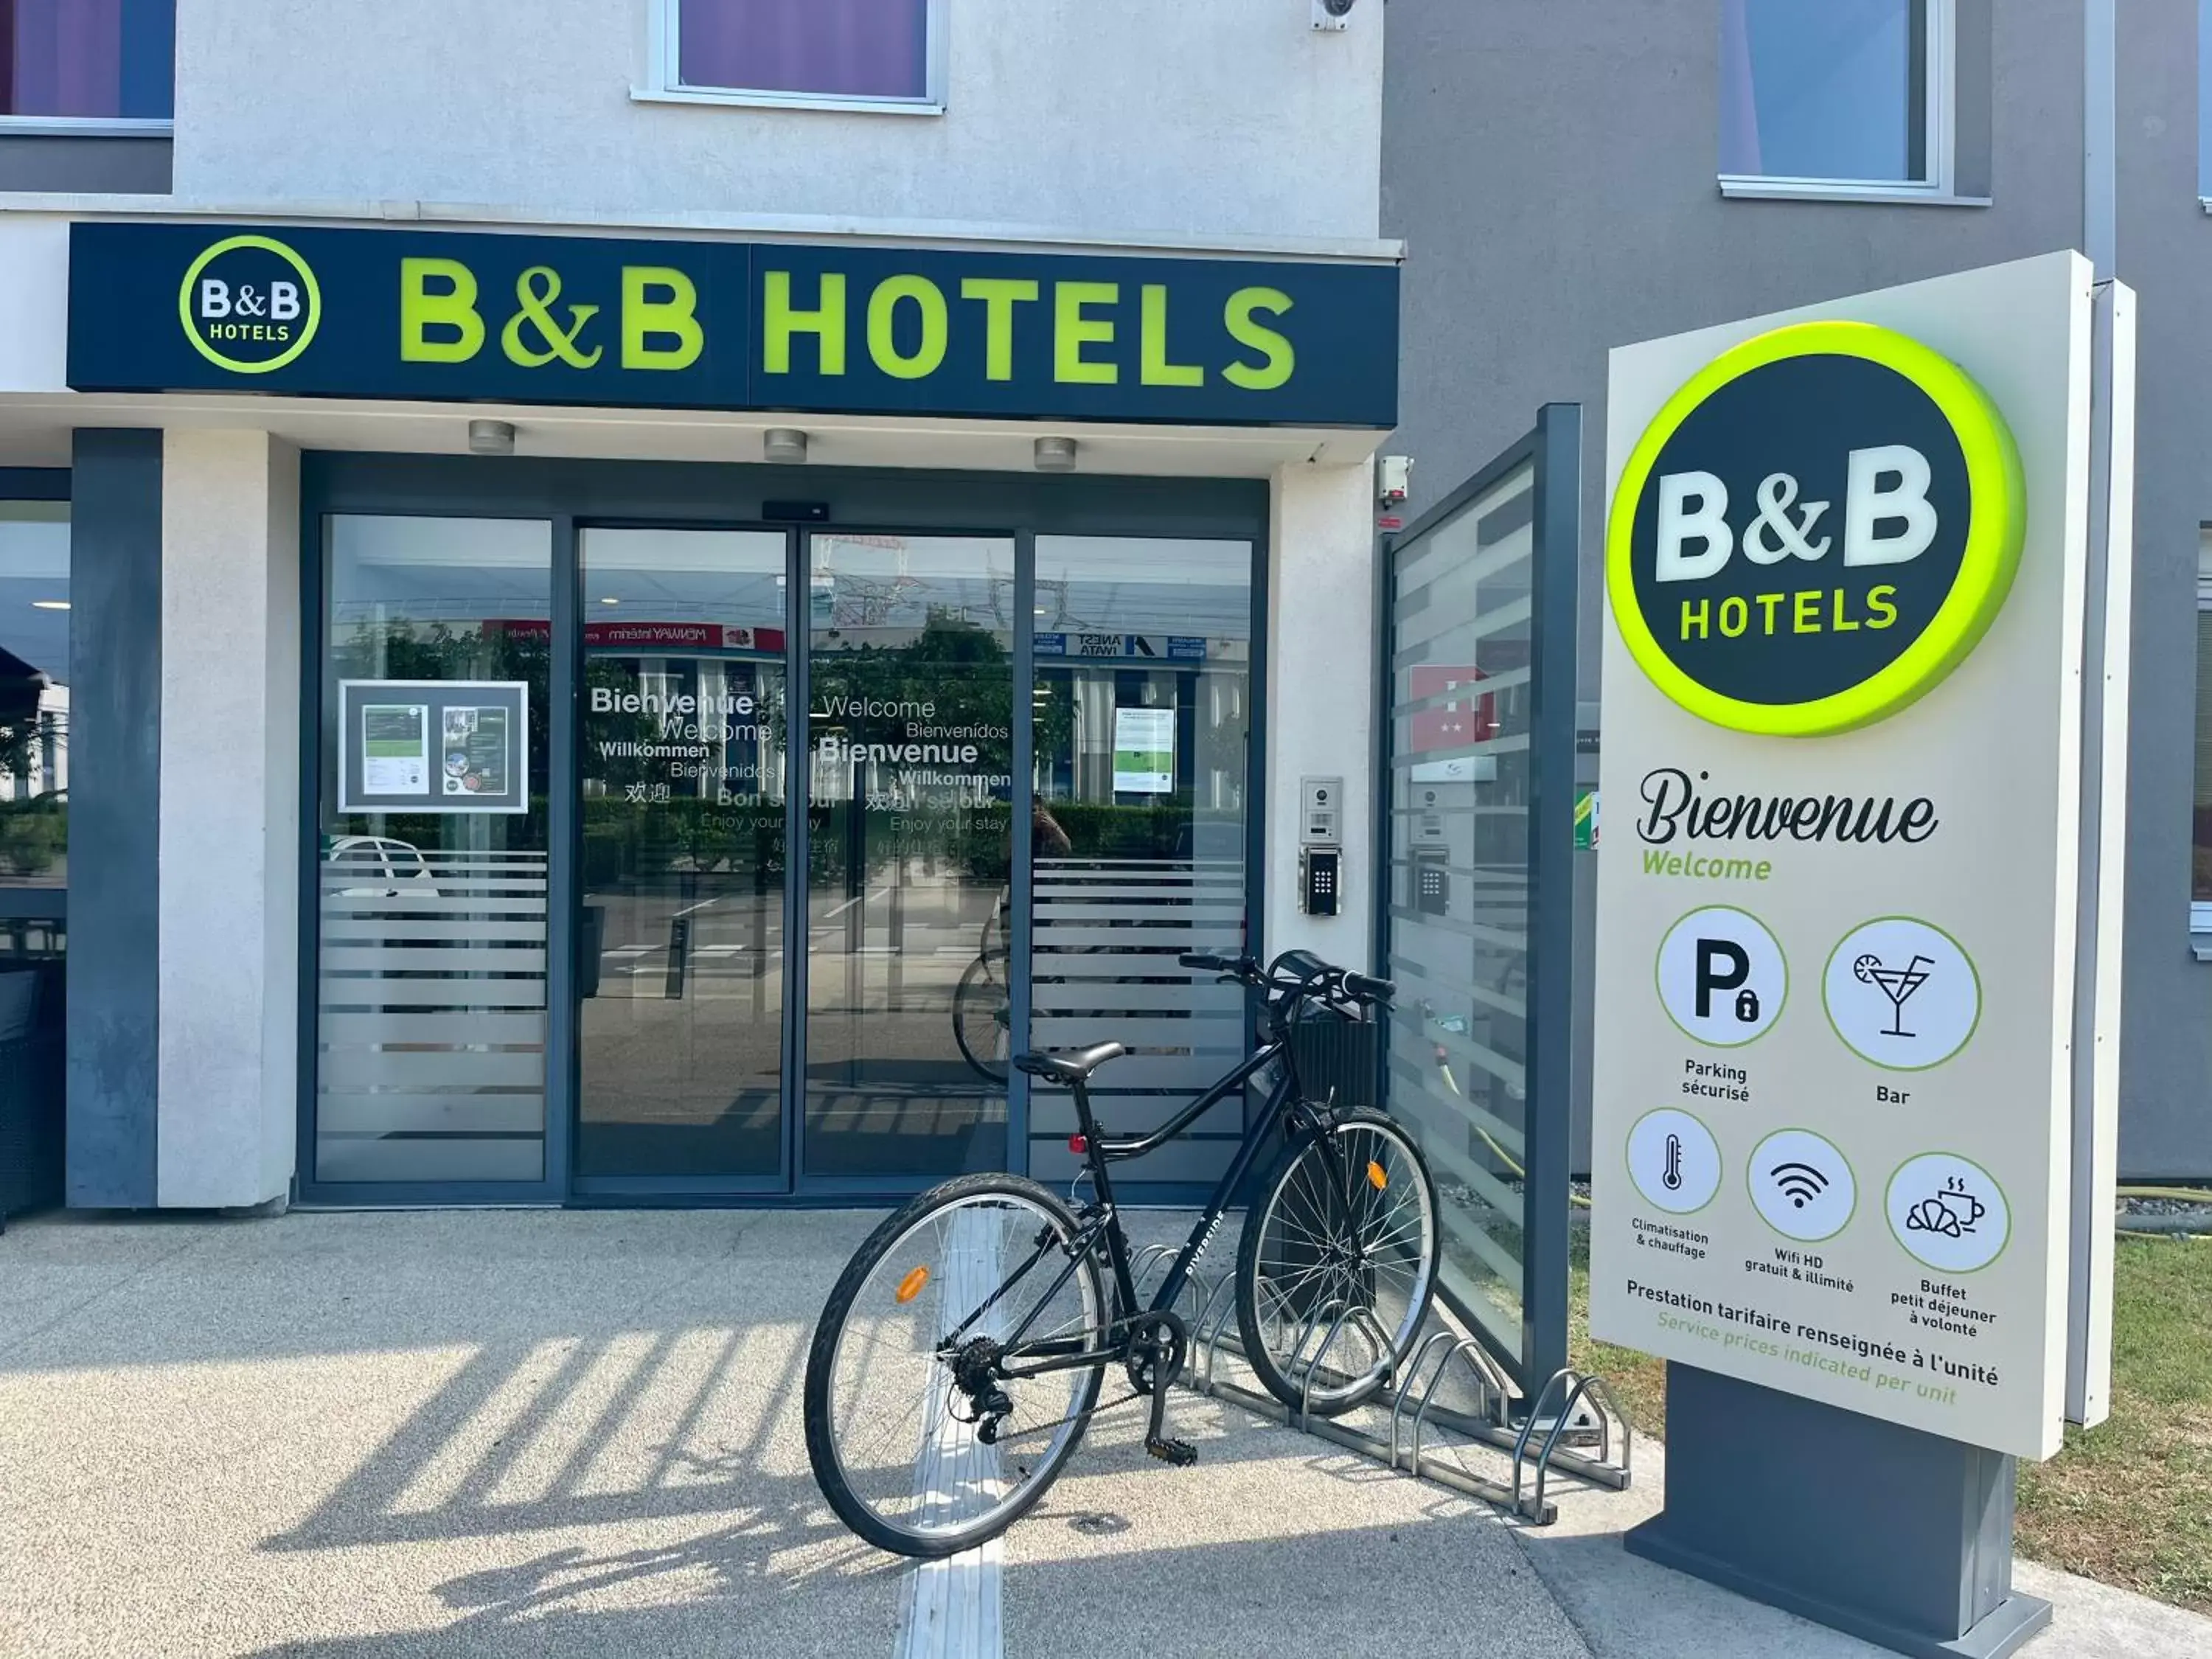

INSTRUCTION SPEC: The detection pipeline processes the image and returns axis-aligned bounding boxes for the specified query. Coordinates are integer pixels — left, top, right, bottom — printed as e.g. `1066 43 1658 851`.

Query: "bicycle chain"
981 1385 1146 1447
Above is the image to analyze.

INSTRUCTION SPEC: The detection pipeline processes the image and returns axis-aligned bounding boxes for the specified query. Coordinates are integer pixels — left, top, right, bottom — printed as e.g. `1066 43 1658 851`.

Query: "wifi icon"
1770 1162 1830 1210
1751 1130 1854 1242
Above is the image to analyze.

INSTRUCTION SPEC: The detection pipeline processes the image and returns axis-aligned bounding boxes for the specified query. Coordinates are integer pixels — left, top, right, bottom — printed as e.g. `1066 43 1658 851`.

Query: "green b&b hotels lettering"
754 268 1295 391
389 253 1301 394
401 257 704 372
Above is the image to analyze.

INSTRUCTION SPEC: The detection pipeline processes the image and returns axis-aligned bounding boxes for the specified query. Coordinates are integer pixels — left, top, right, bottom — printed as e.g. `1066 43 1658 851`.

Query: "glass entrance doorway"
572 526 1018 1194
301 456 1266 1208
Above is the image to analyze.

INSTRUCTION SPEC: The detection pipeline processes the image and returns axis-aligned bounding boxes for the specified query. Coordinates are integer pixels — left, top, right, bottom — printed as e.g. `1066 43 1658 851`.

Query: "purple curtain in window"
680 0 929 100
3 0 124 118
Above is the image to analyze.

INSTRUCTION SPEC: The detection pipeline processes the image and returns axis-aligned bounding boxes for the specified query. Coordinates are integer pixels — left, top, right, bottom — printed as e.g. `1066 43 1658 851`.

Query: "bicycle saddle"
1012 1041 1127 1085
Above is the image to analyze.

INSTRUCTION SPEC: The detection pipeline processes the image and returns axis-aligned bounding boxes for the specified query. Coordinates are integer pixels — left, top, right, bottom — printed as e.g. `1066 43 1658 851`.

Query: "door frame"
296 451 1269 1209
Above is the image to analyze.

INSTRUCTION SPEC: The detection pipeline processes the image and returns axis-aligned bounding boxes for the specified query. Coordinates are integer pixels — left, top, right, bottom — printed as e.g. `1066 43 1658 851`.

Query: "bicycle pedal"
1146 1436 1197 1467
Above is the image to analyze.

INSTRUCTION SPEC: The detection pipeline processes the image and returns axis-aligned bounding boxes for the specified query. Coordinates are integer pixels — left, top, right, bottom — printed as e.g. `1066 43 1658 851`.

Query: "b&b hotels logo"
178 234 321 374
1608 321 2025 736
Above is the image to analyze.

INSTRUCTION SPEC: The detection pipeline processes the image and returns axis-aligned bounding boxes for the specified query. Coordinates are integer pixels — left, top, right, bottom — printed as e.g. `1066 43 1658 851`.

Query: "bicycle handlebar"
1177 952 1394 1009
1342 970 1397 1006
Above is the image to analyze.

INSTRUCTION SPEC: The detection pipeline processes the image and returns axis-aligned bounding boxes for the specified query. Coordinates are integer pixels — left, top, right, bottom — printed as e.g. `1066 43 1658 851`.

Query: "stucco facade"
1383 0 2209 1176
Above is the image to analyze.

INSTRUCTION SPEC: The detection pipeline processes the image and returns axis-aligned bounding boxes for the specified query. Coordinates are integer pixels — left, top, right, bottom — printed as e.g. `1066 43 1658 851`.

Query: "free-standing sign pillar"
1590 253 2127 1658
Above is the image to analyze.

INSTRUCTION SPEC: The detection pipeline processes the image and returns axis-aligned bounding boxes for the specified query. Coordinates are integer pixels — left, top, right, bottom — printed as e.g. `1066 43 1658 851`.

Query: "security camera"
1312 0 1356 30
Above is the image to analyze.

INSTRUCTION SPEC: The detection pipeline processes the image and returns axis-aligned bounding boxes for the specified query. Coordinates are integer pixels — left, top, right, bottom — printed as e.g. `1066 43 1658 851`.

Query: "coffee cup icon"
1906 1175 1986 1239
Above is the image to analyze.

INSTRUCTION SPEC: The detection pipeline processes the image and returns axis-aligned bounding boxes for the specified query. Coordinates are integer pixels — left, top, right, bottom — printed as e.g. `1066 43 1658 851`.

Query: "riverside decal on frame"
63 222 1400 428
339 680 529 815
1587 254 2116 1462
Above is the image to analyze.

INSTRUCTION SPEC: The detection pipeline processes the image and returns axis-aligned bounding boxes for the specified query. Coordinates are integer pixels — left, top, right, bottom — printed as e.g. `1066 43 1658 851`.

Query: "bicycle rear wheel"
1234 1109 1439 1417
952 957 1012 1084
804 1173 1107 1557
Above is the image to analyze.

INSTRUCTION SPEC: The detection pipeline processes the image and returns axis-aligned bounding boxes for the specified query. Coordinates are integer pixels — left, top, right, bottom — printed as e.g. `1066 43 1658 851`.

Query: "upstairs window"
1 0 175 123
655 0 939 111
1720 0 1951 193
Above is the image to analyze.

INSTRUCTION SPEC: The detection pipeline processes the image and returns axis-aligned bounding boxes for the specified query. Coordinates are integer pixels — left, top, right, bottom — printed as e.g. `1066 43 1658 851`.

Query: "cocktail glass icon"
1854 952 1935 1038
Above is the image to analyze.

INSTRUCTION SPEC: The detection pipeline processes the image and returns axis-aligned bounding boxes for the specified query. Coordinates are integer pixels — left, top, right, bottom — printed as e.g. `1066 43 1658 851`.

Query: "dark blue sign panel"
66 222 1399 428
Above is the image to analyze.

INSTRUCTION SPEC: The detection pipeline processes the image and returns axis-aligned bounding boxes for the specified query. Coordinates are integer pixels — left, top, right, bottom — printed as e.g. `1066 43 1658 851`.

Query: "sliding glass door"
575 529 792 1187
800 533 1016 1182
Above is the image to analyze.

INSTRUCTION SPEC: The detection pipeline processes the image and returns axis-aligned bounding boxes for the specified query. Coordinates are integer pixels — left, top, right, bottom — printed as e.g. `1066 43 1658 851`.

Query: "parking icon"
1656 905 1787 1047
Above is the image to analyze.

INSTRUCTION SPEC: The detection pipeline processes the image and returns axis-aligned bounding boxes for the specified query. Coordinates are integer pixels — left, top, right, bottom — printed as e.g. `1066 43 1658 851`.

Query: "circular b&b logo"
1607 322 2025 736
178 234 321 375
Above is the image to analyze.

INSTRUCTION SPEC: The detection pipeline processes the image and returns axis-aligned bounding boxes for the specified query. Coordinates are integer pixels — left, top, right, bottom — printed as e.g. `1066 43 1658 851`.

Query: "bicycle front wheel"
1234 1109 1439 1417
804 1174 1107 1557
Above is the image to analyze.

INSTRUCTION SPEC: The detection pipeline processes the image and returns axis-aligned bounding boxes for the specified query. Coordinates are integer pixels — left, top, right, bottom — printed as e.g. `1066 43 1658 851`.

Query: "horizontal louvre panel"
320 1048 546 1088
1028 981 1230 1012
320 1012 547 1046
1031 856 1251 1131
1033 928 1239 950
319 985 551 1011
316 849 549 1180
1032 956 1231 981
321 895 549 917
315 1135 544 1184
314 1093 546 1135
320 875 548 894
1028 1017 1241 1048
321 917 547 943
321 945 546 976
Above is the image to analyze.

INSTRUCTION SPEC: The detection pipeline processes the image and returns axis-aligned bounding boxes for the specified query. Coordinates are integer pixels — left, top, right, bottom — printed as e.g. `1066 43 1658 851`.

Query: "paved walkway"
0 1209 2202 1658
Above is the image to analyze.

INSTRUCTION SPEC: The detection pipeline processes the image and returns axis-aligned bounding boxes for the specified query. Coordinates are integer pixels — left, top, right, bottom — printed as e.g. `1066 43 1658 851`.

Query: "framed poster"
1111 707 1175 794
339 680 529 814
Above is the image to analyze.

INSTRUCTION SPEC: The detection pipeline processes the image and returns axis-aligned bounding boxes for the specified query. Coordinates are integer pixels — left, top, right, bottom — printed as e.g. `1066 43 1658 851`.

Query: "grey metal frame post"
1520 402 1581 1393
1371 406 1580 1399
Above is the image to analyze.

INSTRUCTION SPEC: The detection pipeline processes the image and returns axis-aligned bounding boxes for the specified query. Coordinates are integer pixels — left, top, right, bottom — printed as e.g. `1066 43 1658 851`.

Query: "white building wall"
1266 458 1376 965
156 429 301 1208
170 1 1384 245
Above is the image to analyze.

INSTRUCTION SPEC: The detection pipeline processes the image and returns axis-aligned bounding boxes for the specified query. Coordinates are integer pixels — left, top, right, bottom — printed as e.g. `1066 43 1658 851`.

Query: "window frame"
1718 0 1966 204
638 0 949 117
0 474 72 917
2193 533 2212 953
0 0 178 133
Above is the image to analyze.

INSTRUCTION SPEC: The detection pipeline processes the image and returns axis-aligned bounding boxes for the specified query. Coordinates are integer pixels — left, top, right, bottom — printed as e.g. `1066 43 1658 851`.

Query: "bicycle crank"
1128 1311 1197 1467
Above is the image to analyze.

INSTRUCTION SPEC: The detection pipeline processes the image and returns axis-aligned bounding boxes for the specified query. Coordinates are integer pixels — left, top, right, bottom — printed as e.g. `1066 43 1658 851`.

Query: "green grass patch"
1568 1231 2212 1615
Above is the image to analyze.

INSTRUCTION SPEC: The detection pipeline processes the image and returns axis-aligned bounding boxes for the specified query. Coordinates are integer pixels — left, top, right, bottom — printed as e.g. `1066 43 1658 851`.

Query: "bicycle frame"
981 986 1361 1385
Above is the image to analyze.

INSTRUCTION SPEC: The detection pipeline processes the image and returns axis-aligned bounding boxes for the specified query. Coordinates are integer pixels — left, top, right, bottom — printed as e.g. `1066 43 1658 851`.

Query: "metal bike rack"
1512 1366 1635 1521
1178 1293 1633 1525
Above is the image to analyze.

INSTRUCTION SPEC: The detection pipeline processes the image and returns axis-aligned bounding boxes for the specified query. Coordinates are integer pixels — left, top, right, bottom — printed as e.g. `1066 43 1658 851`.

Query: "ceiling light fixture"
30 599 69 611
764 428 810 465
1033 436 1079 473
468 420 517 456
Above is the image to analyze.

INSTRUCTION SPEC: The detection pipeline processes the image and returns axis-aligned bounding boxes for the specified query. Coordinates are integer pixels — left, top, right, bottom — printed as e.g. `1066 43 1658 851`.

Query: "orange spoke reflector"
1367 1160 1389 1191
895 1265 931 1304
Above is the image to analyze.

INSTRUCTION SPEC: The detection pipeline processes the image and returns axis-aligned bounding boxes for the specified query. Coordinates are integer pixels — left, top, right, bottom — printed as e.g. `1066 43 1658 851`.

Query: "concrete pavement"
0 1208 2202 1658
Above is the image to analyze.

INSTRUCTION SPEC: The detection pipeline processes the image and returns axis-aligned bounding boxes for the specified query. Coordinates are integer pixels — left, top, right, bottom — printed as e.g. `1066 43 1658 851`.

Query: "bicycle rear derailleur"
950 1336 1017 1446
1127 1311 1197 1467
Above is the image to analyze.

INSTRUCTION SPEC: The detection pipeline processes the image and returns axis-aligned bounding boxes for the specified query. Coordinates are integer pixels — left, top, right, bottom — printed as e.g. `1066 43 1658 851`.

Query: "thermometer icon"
1662 1133 1685 1191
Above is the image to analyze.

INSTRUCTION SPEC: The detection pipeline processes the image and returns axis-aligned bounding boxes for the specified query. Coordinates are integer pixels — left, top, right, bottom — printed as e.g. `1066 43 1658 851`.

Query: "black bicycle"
803 949 1441 1557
